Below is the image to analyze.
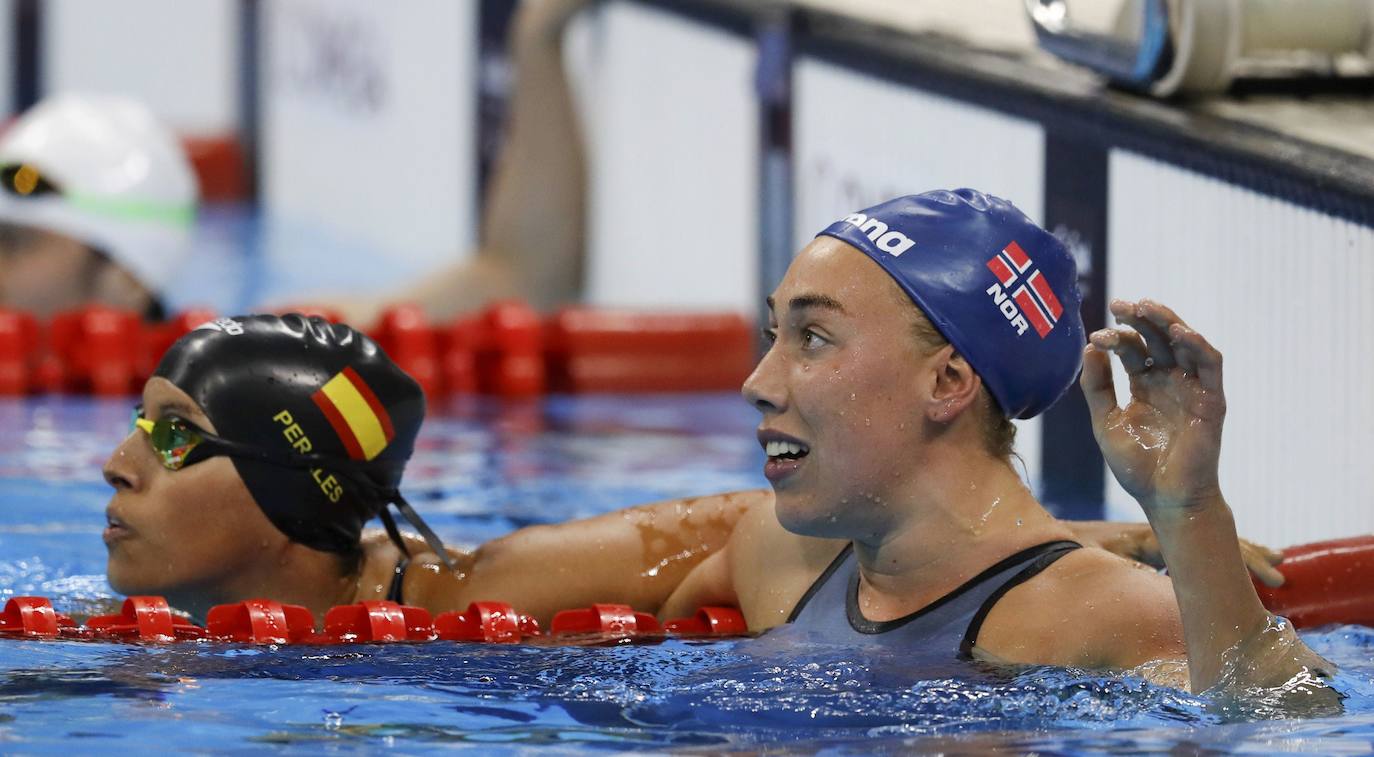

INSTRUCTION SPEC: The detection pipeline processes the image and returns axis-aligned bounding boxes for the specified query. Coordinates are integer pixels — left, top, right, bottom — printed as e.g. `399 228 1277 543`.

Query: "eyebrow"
786 293 848 315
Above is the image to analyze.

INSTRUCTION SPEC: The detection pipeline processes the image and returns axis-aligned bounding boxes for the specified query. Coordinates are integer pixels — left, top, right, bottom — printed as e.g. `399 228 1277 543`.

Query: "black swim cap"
153 314 448 563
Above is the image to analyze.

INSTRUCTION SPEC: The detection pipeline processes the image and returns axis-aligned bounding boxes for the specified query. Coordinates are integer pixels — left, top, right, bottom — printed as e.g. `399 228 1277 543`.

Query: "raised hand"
1082 300 1337 698
513 0 596 47
1080 299 1228 512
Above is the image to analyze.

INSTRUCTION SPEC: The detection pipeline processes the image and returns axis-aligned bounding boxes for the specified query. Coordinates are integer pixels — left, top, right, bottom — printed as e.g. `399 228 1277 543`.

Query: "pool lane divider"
0 595 749 645
0 300 755 397
1254 535 1374 629
7 533 1370 642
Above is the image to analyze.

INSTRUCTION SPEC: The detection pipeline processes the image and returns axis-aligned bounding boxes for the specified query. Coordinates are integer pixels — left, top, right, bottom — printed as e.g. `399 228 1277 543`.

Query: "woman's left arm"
1081 299 1337 698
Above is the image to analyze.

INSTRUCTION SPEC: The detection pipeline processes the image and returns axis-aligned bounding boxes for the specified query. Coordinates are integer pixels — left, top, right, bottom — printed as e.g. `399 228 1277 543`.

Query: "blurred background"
0 0 1371 546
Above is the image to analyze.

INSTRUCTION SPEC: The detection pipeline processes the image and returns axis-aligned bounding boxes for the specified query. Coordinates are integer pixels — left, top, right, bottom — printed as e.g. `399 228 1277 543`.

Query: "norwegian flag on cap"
986 241 1065 339
815 189 1085 420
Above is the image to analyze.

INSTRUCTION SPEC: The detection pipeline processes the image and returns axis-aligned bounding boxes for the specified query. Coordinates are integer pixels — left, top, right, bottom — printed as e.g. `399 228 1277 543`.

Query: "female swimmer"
658 190 1331 695
102 313 766 623
101 311 1229 626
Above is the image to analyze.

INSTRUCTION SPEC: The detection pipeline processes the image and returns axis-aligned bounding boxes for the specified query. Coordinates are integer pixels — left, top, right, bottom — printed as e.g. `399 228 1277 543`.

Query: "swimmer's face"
101 377 290 612
0 223 152 319
743 238 934 538
0 224 100 318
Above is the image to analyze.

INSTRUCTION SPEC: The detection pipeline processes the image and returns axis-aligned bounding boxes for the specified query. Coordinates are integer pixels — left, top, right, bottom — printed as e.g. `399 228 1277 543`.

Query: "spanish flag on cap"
311 367 395 461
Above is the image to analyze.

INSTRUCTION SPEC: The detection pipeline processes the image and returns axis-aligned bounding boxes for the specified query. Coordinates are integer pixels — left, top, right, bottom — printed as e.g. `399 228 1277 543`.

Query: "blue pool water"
3 394 1374 754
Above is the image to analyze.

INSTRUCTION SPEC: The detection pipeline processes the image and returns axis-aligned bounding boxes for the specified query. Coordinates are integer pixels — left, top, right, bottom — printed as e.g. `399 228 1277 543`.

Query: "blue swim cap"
817 189 1084 419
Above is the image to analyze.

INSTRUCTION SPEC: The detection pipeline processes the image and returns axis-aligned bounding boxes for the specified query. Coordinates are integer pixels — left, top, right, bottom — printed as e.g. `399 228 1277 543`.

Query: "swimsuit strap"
786 542 855 624
958 540 1081 656
386 555 411 604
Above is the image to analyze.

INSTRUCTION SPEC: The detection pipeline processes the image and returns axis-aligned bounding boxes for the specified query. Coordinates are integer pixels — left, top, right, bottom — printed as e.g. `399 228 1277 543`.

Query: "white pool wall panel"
1104 150 1374 547
259 0 478 287
576 1 758 313
793 57 1046 244
43 0 239 135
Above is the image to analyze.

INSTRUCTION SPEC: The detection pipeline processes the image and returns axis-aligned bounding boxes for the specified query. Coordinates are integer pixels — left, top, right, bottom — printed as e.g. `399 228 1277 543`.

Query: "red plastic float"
435 601 540 643
47 306 143 395
545 308 754 393
551 603 663 638
0 300 761 397
1256 534 1374 629
0 597 75 637
1 595 751 646
206 599 317 644
369 304 442 397
664 606 748 636
180 135 250 202
0 310 38 395
323 600 436 643
480 300 545 396
440 316 482 395
85 596 205 642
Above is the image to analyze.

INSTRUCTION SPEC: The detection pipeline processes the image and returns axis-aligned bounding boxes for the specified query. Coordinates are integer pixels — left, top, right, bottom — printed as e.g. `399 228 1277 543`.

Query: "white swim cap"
0 94 199 296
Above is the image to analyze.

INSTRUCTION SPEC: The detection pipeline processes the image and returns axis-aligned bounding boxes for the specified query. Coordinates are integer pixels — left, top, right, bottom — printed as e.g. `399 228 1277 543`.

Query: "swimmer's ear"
926 346 982 424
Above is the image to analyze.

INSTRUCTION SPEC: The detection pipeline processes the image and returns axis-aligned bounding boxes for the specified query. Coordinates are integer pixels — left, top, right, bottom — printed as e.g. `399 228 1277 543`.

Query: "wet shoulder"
728 498 847 631
355 532 474 613
354 535 406 601
973 546 1186 669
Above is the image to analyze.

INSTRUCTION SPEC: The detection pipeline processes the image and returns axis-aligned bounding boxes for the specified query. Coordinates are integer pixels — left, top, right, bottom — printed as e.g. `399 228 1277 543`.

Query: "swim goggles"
1 164 61 198
130 412 205 470
130 406 402 478
128 407 454 569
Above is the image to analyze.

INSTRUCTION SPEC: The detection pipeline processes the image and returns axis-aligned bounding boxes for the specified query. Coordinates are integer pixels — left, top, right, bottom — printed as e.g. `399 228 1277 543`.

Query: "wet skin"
0 223 151 319
103 377 356 622
748 236 950 542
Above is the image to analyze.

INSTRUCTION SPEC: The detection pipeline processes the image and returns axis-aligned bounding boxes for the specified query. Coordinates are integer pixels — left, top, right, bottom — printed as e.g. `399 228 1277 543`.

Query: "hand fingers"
1131 528 1165 569
1136 299 1191 337
1242 542 1287 588
1089 327 1151 375
1079 343 1119 427
1110 300 1176 371
1168 323 1224 393
1239 537 1285 566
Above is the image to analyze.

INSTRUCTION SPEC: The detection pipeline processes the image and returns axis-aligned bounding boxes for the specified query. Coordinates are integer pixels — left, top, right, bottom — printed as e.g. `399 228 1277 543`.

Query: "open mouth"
760 433 810 484
764 440 810 462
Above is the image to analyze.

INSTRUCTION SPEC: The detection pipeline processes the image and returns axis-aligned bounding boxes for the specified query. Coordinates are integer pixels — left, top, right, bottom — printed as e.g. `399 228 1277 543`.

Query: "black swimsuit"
386 556 410 604
786 540 1081 660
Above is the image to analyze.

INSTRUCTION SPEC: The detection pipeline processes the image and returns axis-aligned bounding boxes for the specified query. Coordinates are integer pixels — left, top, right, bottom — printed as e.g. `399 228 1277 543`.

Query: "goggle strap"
377 507 411 561
389 493 457 572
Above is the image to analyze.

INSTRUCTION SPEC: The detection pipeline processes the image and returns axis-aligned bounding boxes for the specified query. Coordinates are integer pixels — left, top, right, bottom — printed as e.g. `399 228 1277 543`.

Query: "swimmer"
104 314 450 621
657 190 1331 694
104 312 773 623
101 309 1250 627
0 95 197 320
